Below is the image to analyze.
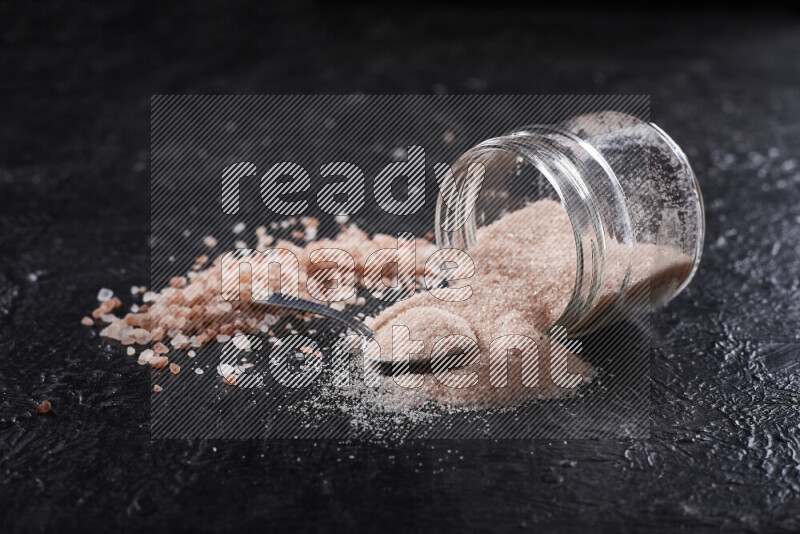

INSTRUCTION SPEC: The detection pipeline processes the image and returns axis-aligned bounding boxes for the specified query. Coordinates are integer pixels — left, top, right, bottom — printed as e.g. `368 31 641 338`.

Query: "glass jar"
435 110 705 336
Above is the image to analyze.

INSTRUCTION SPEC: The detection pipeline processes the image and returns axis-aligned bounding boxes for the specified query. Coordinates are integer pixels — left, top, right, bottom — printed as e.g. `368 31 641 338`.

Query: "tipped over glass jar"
435 110 705 336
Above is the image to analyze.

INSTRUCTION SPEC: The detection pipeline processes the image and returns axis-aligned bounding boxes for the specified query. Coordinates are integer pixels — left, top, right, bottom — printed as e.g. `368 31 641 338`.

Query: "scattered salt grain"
36 400 51 414
170 363 181 374
149 355 169 369
223 374 237 386
97 288 114 302
81 316 94 326
232 336 251 351
126 347 136 356
188 350 196 358
232 222 246 234
334 214 349 225
153 385 163 393
203 235 218 247
195 368 204 374
234 240 248 249
137 349 154 366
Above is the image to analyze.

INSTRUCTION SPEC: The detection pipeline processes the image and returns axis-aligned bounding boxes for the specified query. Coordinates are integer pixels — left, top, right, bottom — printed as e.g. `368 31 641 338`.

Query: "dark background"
2 2 800 532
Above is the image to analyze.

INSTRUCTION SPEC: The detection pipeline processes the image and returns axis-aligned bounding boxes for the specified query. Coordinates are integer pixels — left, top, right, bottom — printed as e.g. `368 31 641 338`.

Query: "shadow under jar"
435 110 705 337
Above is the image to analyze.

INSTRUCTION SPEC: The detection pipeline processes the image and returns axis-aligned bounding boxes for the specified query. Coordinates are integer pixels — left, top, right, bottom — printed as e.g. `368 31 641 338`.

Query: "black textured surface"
2 4 800 532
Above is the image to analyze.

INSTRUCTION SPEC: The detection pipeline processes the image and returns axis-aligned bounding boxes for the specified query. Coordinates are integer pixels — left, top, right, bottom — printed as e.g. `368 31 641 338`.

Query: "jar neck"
436 129 632 333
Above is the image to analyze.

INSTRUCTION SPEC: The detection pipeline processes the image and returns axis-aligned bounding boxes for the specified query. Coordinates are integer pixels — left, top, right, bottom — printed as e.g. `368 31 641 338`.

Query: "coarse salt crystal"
223 374 237 386
217 363 236 376
97 288 114 302
232 336 251 351
203 235 218 247
138 349 154 365
36 400 51 414
232 222 246 234
149 355 169 369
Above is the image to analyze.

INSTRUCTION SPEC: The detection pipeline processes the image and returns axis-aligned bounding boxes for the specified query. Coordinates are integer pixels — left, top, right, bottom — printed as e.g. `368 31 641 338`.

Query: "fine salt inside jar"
436 110 705 336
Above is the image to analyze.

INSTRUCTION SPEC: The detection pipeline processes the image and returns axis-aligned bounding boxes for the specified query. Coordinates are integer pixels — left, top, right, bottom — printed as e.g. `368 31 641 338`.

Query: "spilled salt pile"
366 200 693 408
83 217 436 384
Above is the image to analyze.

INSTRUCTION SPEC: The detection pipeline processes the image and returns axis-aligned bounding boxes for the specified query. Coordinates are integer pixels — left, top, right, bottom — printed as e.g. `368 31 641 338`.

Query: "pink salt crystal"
203 235 218 247
36 400 51 414
222 374 237 386
132 329 151 345
149 355 169 369
138 349 154 365
153 385 163 393
80 316 94 326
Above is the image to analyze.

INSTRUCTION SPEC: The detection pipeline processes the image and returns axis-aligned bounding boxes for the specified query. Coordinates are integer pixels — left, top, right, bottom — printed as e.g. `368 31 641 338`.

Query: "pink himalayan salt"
89 222 436 357
368 200 693 408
